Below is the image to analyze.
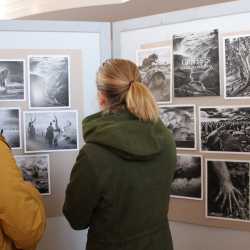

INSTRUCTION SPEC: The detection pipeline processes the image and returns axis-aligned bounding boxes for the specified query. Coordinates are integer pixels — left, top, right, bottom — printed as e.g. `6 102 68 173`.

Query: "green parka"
63 110 176 250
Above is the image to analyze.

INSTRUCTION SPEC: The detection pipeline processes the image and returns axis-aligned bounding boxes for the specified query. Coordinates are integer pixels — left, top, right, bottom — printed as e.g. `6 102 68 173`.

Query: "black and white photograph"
173 29 220 97
171 154 202 200
136 46 172 103
206 159 250 222
15 155 51 195
159 105 196 149
224 34 250 99
24 110 79 153
200 106 250 153
0 108 21 149
0 60 25 101
28 55 70 108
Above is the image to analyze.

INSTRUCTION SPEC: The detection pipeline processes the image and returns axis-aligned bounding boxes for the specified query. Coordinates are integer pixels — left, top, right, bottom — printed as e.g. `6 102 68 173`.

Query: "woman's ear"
98 91 108 110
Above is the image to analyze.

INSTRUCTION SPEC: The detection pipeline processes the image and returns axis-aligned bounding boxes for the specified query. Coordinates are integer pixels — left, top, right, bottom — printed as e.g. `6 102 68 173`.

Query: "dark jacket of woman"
63 110 176 250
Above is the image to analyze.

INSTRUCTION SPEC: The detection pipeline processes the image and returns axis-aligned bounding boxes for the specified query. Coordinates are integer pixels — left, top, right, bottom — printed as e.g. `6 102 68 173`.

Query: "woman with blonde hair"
63 59 176 250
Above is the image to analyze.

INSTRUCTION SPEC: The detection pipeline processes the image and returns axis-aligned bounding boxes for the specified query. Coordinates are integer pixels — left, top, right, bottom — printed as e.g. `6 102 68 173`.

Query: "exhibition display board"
113 11 250 231
0 21 111 217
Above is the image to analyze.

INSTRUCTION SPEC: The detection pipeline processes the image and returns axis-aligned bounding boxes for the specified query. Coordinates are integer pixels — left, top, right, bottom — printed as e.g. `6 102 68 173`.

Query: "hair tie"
129 80 134 88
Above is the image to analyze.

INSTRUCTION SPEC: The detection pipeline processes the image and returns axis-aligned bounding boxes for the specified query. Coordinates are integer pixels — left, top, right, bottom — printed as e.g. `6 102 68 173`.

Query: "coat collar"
0 135 11 149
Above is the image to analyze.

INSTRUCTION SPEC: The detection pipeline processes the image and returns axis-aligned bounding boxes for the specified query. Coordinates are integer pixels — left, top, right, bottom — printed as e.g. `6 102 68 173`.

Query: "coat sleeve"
0 140 46 250
63 148 101 230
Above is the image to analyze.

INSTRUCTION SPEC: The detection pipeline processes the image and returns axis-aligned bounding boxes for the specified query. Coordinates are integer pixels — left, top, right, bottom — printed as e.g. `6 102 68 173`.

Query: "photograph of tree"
224 34 250 98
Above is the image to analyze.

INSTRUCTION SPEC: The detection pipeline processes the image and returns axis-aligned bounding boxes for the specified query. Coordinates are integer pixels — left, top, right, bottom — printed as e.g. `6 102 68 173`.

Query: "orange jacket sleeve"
0 139 46 250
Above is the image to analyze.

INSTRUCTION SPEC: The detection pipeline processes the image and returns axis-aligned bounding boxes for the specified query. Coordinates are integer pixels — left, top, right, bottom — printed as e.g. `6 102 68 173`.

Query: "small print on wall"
15 154 51 195
0 60 25 101
0 108 21 149
206 159 250 222
171 154 202 200
159 105 196 149
224 34 250 99
136 46 172 103
24 110 79 153
28 55 70 108
173 29 220 97
200 106 250 153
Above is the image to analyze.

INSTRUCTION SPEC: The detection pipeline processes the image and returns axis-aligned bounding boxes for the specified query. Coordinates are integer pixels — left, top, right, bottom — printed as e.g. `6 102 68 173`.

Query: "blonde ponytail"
97 59 159 122
126 81 159 122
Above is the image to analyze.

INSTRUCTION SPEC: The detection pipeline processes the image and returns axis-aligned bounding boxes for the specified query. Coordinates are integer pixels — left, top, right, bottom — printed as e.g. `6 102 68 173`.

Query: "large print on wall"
0 60 25 101
200 106 250 153
171 154 202 200
224 34 250 99
0 108 21 149
15 154 51 195
136 46 172 103
206 159 250 222
24 110 79 153
28 55 70 108
173 29 220 97
159 105 196 149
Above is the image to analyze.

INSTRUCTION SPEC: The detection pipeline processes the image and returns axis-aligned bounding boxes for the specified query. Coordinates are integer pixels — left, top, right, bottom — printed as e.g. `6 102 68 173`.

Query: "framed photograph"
171 154 203 200
136 46 172 103
159 105 196 149
206 159 250 222
224 34 250 99
28 55 70 108
0 60 25 101
15 154 51 195
200 106 250 153
0 108 21 149
173 29 220 97
24 110 79 153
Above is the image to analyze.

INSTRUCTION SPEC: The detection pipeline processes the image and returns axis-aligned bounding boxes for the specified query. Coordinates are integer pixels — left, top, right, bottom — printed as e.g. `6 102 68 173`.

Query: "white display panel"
0 20 111 116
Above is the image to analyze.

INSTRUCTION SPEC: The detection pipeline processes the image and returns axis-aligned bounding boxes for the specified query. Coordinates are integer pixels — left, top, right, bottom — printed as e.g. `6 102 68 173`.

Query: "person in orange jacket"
0 132 46 250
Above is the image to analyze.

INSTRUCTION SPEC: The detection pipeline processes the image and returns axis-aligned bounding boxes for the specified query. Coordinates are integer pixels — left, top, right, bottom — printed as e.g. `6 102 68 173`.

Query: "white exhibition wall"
0 21 111 250
112 5 250 250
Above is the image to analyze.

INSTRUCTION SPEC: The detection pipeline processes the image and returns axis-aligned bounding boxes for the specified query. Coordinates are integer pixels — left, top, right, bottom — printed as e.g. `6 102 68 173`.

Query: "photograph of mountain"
224 34 250 98
160 105 196 149
173 29 220 97
28 55 70 108
136 46 172 103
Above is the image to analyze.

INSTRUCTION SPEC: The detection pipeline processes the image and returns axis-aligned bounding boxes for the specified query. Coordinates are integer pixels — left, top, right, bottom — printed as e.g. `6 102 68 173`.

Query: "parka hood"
82 110 168 161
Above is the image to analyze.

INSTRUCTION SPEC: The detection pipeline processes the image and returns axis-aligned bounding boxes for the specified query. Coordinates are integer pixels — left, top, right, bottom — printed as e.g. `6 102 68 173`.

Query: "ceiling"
19 0 237 22
0 0 130 20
